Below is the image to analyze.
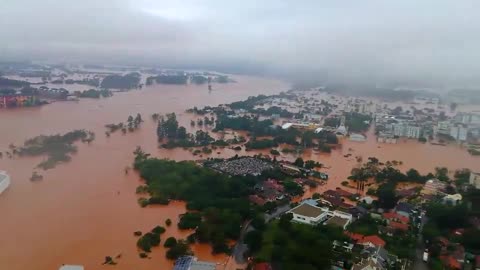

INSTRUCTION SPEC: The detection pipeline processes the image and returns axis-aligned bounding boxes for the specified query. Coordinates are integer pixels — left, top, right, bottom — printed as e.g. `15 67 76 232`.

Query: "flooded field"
0 75 479 270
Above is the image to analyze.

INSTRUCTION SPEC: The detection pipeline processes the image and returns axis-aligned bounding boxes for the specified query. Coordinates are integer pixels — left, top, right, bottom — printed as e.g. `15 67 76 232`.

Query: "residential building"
436 121 451 135
350 133 367 142
324 210 353 229
173 256 217 270
352 257 385 270
382 211 409 234
288 203 329 225
470 172 480 189
395 202 415 218
422 179 446 195
449 124 468 142
377 132 397 144
333 240 354 253
0 170 10 195
392 122 421 138
346 233 386 248
348 206 368 219
360 196 374 205
59 266 84 270
443 194 463 205
454 112 480 126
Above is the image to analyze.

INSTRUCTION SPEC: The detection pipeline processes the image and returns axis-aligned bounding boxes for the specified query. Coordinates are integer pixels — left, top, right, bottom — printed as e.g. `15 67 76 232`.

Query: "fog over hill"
1 0 480 89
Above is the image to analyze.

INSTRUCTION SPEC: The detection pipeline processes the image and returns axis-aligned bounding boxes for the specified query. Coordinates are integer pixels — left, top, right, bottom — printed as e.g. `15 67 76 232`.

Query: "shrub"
164 237 177 248
152 226 166 235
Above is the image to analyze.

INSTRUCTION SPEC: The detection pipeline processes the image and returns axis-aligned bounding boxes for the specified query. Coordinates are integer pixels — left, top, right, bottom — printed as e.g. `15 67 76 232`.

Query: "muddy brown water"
0 76 479 270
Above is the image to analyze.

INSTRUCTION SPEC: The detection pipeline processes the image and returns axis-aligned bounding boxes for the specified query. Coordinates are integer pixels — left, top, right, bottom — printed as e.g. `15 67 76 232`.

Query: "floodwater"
0 75 288 270
0 75 479 270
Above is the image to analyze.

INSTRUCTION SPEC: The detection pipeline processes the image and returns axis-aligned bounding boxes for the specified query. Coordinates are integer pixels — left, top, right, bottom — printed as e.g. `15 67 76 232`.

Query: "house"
173 256 217 270
288 203 329 225
360 196 374 205
395 187 418 198
333 240 354 253
440 255 461 270
353 246 394 270
383 212 409 224
0 170 11 195
346 232 386 248
249 195 266 206
59 266 84 270
423 179 446 195
443 193 462 205
358 235 387 248
350 133 367 142
395 202 415 218
321 189 354 209
470 172 480 189
351 257 385 270
325 215 351 229
349 206 368 219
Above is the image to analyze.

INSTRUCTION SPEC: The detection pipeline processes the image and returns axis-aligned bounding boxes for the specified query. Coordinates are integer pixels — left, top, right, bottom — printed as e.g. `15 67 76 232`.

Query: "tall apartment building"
450 124 468 142
392 123 421 138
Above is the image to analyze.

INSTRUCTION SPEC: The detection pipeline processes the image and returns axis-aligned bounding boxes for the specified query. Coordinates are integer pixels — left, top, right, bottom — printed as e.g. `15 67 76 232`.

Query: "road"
412 214 428 270
228 204 291 266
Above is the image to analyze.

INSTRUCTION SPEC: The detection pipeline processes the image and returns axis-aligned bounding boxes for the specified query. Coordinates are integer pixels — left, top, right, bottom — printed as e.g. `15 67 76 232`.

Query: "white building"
470 172 480 189
392 123 421 139
350 133 367 142
436 121 451 135
288 203 329 225
443 194 462 205
0 171 10 195
324 210 353 229
288 202 352 229
450 124 468 142
455 112 480 125
59 265 84 270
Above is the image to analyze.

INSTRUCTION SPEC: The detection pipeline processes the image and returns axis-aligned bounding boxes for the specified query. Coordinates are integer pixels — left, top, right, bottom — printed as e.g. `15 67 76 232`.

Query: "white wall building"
288 203 330 225
288 202 353 229
392 123 421 139
59 265 84 270
350 133 367 142
450 125 468 142
0 171 10 195
470 172 480 189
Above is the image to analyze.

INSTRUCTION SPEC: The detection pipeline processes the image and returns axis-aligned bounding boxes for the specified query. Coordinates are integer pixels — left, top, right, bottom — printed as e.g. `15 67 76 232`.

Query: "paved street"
412 214 428 270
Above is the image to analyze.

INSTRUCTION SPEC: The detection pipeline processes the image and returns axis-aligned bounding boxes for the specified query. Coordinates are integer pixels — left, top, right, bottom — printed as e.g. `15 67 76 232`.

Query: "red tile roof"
383 212 409 224
346 232 385 247
358 235 386 247
335 188 354 197
346 232 365 241
440 255 461 270
249 195 266 206
389 221 409 231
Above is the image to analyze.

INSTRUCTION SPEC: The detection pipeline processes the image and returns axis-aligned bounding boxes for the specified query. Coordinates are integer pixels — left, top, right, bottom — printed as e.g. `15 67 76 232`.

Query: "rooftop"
173 256 217 270
290 203 326 218
59 266 84 270
324 216 350 228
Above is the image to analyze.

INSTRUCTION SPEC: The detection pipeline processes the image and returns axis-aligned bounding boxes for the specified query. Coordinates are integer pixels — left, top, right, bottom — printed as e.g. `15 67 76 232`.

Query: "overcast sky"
1 0 480 87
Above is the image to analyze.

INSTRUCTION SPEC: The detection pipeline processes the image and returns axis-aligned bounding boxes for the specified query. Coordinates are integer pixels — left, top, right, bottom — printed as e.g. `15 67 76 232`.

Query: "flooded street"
0 75 479 270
